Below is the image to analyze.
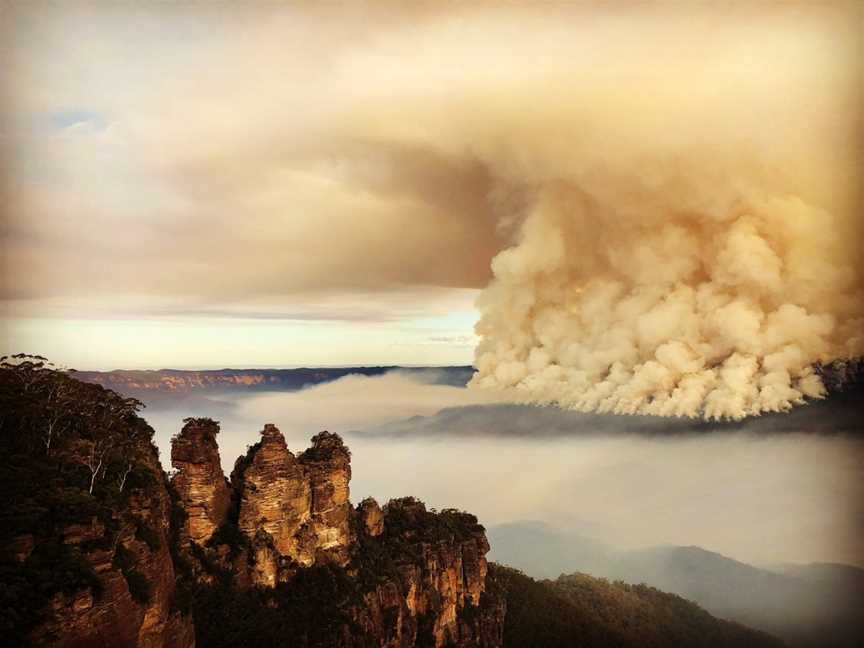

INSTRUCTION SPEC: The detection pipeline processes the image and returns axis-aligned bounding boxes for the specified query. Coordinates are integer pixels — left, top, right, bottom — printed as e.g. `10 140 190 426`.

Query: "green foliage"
381 498 482 545
0 356 164 642
490 563 784 648
298 431 351 462
189 565 365 648
123 463 158 493
182 416 220 427
0 540 101 644
124 569 152 605
135 520 162 552
207 522 248 560
113 542 152 605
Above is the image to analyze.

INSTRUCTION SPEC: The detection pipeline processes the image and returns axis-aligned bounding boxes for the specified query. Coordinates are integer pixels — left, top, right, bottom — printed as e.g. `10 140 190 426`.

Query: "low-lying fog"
142 370 864 569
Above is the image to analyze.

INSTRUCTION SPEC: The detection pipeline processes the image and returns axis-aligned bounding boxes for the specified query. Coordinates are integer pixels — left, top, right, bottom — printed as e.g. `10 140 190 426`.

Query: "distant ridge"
488 524 864 648
74 365 474 393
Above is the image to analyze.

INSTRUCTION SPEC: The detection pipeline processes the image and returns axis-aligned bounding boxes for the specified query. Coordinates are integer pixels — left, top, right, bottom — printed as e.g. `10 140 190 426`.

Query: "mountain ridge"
488 523 864 648
74 366 474 393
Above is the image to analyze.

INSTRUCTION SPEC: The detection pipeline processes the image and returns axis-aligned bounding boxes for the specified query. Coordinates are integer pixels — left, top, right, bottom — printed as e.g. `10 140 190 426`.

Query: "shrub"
123 569 151 605
135 520 161 551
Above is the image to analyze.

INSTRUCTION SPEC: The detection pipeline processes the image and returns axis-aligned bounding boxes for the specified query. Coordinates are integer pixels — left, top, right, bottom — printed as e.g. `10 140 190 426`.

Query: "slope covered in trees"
0 354 193 646
492 564 784 648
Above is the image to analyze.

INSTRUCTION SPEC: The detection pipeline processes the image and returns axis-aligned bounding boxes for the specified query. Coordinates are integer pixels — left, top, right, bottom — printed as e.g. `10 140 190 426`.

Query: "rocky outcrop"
8 416 195 648
299 431 353 564
358 497 384 537
226 425 354 585
26 514 142 648
172 424 504 648
233 424 313 571
74 367 402 393
361 498 503 648
171 419 231 546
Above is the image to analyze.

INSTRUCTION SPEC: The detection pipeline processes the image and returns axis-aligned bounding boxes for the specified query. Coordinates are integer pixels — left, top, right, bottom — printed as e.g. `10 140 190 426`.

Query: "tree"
41 375 76 454
77 392 144 495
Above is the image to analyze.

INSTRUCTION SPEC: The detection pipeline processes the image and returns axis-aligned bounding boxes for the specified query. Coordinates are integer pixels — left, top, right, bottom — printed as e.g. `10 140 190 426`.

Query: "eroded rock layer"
299 431 353 565
361 497 503 648
170 418 231 546
358 497 384 537
233 424 312 566
170 424 504 648
0 366 196 648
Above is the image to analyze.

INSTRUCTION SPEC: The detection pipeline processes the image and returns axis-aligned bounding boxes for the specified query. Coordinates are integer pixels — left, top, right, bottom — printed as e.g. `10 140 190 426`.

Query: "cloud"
1 2 505 314
425 334 475 346
2 3 861 391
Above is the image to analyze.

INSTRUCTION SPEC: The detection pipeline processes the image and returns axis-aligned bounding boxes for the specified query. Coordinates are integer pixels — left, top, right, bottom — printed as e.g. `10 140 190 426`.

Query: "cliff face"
0 359 195 648
73 367 399 393
173 424 503 648
171 419 231 546
220 426 354 586
349 498 504 648
231 425 314 566
298 431 353 565
25 462 194 648
73 366 473 394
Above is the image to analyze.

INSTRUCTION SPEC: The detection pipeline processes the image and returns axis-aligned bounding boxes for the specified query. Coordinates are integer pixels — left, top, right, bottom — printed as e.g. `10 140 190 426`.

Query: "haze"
142 371 864 569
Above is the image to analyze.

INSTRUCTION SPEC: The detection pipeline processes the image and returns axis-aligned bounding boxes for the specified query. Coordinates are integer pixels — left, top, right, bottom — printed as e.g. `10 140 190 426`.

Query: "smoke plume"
467 4 864 419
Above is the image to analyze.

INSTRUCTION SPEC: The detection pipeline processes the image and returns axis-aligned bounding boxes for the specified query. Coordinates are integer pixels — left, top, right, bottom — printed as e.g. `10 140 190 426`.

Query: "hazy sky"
0 3 502 368
1 2 860 373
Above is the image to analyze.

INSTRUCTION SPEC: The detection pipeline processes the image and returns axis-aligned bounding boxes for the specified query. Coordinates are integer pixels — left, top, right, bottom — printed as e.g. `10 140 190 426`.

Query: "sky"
0 3 502 369
1 2 860 378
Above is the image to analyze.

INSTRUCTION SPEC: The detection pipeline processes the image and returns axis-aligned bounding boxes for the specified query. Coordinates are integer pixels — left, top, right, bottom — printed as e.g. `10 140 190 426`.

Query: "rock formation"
222 425 356 586
170 422 504 648
298 431 353 564
0 366 197 648
358 497 384 537
25 471 195 648
170 418 231 546
232 424 313 568
357 497 503 648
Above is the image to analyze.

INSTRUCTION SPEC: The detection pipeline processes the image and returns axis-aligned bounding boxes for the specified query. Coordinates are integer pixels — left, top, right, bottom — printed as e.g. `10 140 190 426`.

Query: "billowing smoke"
4 3 861 416
466 5 864 419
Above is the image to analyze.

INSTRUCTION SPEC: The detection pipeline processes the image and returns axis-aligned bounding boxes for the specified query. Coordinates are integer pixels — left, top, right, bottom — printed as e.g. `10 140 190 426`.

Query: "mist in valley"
141 370 864 570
